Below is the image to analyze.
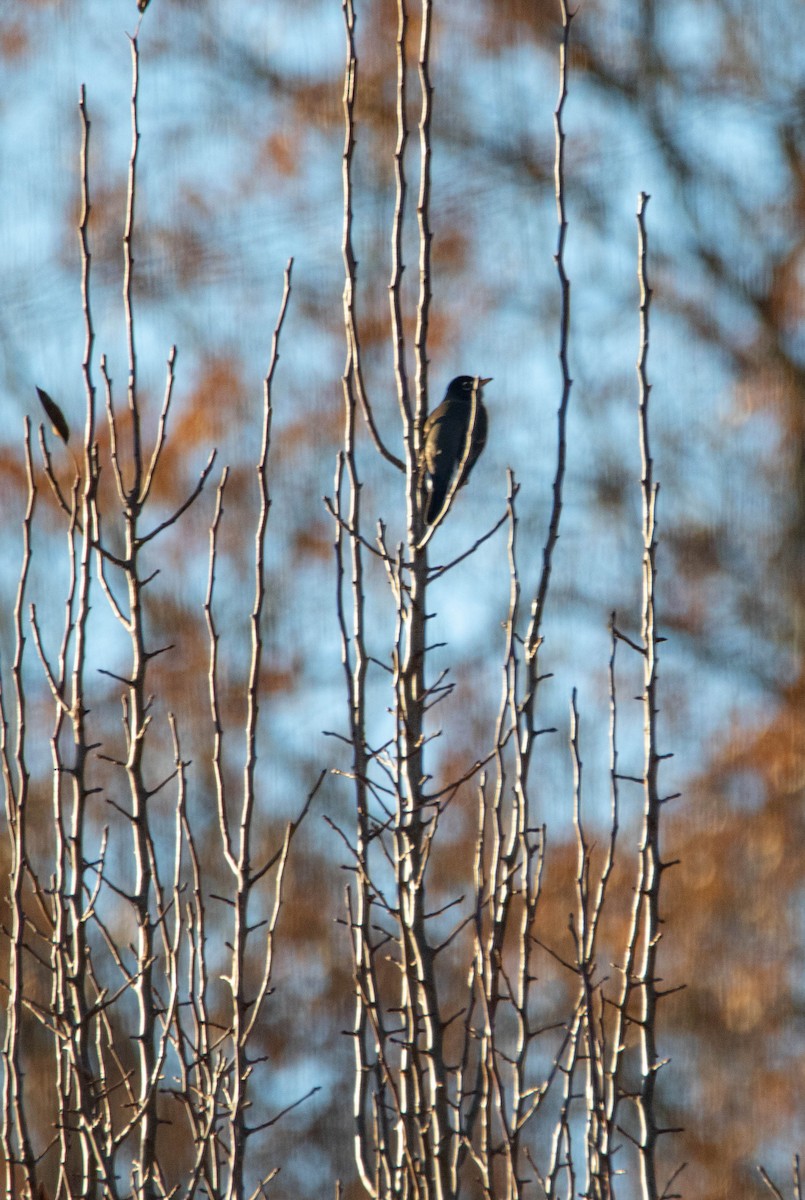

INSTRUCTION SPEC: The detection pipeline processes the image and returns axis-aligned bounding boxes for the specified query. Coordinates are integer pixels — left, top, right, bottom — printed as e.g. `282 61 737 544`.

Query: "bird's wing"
423 399 454 476
463 402 488 477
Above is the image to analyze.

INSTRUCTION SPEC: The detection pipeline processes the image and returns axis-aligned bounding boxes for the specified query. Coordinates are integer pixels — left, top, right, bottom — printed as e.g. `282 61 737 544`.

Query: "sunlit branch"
0 423 38 1199
139 344 178 505
124 35 143 498
224 258 296 1199
632 190 673 1200
413 0 433 466
337 7 378 1177
568 692 611 1199
206 466 236 873
342 0 404 472
390 0 412 431
524 0 573 667
38 422 78 523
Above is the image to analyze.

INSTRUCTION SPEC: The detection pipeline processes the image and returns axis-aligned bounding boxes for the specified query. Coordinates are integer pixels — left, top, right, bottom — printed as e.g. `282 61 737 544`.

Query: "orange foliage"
293 519 332 561
260 130 299 178
0 21 27 59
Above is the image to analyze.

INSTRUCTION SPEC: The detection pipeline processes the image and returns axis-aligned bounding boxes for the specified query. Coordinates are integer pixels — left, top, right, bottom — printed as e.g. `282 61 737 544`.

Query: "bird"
421 375 491 526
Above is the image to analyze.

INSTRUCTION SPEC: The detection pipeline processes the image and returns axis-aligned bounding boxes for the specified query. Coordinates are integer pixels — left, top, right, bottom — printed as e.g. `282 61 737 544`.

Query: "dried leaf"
36 386 70 445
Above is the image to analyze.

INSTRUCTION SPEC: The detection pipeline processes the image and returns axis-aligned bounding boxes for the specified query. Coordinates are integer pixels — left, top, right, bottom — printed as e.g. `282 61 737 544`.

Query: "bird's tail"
425 479 448 525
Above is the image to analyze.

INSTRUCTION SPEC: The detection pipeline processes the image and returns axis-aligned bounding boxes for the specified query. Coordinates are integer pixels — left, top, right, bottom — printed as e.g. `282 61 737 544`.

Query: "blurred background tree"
0 1 802 1198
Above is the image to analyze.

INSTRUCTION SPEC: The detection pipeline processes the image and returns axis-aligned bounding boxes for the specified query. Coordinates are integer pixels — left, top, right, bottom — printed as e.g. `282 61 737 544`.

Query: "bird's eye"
463 380 471 390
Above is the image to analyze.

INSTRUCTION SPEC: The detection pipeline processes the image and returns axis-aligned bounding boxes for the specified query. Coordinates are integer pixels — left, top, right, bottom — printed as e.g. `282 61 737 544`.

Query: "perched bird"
422 375 491 525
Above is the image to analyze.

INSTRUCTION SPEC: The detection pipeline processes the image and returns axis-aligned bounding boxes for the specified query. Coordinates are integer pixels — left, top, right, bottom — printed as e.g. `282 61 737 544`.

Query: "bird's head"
447 375 493 400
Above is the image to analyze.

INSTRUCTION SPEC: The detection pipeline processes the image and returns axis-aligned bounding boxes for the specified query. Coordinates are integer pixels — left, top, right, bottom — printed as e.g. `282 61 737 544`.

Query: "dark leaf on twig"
36 386 70 445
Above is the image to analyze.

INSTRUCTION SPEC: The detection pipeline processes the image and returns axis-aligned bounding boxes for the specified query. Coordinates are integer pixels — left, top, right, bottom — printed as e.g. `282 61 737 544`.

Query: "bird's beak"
478 376 493 386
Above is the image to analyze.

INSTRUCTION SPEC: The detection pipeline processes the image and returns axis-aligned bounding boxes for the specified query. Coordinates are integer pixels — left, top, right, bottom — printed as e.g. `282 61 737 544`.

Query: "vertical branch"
467 475 543 1200
52 479 99 1200
582 619 623 1192
390 0 412 429
503 31 573 1062
202 479 233 1194
395 2 452 1195
413 0 433 454
545 1005 583 1200
338 7 379 1191
468 5 574 1190
206 468 236 875
393 1 431 1174
224 261 293 1200
340 7 403 1190
84 39 212 1193
0 424 37 1200
569 693 610 1200
65 76 106 1194
340 0 450 1192
633 190 666 1200
103 36 164 1196
79 84 97 469
338 7 369 1190
339 0 369 895
564 626 626 1200
508 527 545 1199
46 85 111 1200
522 0 573 686
124 35 142 494
342 0 404 471
569 690 592 1193
603 200 677 1200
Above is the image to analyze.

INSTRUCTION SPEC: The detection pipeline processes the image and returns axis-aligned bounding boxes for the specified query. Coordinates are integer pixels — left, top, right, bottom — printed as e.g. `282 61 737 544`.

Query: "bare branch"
139 343 178 504
342 0 404 472
137 448 217 545
524 0 574 662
